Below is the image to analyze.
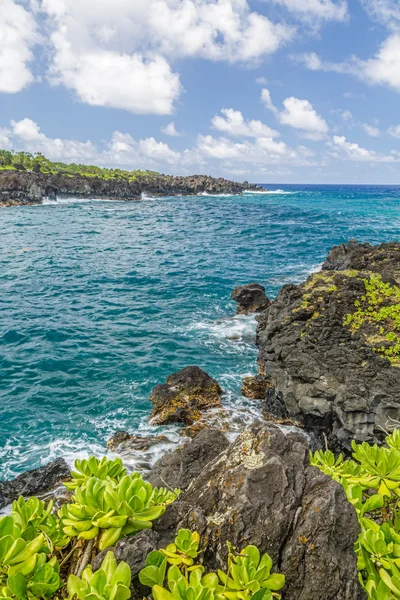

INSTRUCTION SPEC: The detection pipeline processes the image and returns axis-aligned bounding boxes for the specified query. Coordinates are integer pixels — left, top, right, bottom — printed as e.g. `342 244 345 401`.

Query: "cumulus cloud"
330 135 397 162
260 88 278 113
294 36 400 95
211 108 279 138
0 0 40 93
270 0 348 22
161 122 182 137
196 134 316 166
40 0 293 114
388 125 400 138
7 118 182 168
360 0 400 29
278 97 329 137
362 123 380 137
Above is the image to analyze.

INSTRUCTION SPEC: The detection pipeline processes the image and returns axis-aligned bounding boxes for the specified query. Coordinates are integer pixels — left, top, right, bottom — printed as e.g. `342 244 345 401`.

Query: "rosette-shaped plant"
12 497 69 551
61 474 169 550
217 545 285 600
0 515 61 599
64 457 127 491
67 551 131 600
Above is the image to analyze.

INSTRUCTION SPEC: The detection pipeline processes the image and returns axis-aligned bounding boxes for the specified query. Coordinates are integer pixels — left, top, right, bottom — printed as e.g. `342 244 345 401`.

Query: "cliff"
0 171 259 206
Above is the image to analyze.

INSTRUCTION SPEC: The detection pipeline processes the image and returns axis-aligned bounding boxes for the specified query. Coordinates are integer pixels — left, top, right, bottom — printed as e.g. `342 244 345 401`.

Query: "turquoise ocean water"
1 184 400 478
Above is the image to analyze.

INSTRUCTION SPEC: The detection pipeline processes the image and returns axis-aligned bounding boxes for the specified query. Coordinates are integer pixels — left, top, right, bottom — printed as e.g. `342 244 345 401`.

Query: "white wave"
190 314 257 344
42 196 119 205
198 192 235 197
244 189 296 195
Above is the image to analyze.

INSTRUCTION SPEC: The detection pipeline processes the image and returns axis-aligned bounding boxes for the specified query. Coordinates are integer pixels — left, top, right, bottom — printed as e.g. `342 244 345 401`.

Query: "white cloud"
340 110 353 121
0 0 39 93
196 134 316 166
388 125 400 138
0 127 11 148
330 135 396 162
260 88 278 113
270 0 348 22
362 123 380 137
161 122 182 137
7 118 182 168
294 36 400 95
255 77 268 85
278 96 329 137
211 108 279 138
40 0 293 114
360 34 400 92
360 0 400 29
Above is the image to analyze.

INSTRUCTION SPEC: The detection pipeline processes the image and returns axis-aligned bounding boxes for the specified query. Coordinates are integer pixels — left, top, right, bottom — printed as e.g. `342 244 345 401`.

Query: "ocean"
1 184 400 478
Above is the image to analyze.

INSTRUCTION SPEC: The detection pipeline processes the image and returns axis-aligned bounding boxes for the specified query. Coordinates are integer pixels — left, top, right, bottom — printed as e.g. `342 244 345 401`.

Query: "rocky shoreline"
0 171 260 206
3 239 400 599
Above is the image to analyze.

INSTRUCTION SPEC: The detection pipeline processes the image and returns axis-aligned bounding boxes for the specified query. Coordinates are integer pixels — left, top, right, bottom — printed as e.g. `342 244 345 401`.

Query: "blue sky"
2 0 400 183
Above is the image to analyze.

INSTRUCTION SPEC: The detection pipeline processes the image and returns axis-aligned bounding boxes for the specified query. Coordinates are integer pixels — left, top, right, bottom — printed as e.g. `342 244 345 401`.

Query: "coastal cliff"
0 171 259 206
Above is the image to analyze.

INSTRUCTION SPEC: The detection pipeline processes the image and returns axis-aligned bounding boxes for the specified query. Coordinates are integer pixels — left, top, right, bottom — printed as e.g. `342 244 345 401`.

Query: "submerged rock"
0 458 70 508
147 428 229 490
231 283 271 315
148 366 223 426
102 421 362 600
107 431 170 452
255 240 400 453
241 374 273 399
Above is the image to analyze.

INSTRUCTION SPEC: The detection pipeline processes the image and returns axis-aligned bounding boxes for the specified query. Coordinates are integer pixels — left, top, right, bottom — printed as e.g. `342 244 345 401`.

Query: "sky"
2 0 400 183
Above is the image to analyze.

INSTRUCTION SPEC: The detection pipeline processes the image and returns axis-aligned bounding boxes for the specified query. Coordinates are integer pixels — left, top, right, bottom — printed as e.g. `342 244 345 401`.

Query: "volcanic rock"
231 283 271 315
0 458 70 509
241 374 273 399
255 240 400 452
148 366 223 426
101 422 362 600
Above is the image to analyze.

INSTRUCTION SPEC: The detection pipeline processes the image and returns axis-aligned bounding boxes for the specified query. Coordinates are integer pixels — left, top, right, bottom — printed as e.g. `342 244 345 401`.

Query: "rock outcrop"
149 366 223 426
231 283 271 315
106 431 170 452
241 374 273 399
147 428 229 490
0 458 70 508
255 240 400 453
0 171 260 206
100 422 362 600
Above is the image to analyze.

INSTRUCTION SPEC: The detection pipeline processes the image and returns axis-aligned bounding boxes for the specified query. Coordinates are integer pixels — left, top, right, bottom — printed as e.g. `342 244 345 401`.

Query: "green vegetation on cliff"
0 150 160 182
344 275 400 365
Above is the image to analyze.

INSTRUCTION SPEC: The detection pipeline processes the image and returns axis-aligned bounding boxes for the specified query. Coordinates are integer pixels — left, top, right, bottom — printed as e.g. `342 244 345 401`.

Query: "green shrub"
67 551 131 600
139 530 285 600
311 430 400 599
344 275 400 364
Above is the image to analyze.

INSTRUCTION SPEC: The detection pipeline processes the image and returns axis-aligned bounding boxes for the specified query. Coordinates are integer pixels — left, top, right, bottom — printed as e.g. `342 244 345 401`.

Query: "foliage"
0 149 161 183
67 551 131 600
64 457 127 491
311 430 400 599
60 470 179 550
0 513 61 600
139 529 285 600
344 275 400 364
0 455 180 599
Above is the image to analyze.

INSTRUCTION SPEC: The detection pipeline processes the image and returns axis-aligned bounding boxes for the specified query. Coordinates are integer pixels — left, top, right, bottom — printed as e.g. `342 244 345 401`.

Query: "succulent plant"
64 457 127 491
61 473 169 550
67 551 131 600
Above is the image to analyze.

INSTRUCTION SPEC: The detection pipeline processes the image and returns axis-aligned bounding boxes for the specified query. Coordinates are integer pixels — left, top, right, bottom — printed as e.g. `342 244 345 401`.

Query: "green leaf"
7 573 27 600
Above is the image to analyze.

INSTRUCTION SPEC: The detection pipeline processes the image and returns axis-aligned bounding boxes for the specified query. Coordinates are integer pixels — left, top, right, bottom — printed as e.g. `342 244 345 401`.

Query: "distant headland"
0 150 260 206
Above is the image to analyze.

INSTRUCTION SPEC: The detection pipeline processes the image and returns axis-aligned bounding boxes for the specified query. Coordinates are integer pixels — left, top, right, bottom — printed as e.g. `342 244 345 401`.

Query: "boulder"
147 429 229 490
101 422 362 600
241 374 273 399
255 241 400 453
0 458 70 509
148 366 223 426
107 431 170 452
231 283 271 315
